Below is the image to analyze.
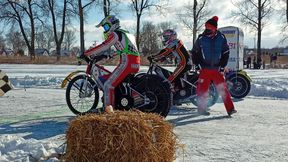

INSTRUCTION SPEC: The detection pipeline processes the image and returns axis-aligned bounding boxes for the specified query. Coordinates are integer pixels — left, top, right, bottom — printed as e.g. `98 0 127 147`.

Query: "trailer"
218 26 244 70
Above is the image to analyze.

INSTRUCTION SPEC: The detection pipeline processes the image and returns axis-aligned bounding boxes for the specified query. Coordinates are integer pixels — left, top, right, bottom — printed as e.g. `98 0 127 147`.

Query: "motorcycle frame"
147 62 197 90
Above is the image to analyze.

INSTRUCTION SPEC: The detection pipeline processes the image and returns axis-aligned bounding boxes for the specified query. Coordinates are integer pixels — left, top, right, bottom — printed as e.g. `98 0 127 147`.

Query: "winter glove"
79 53 90 63
93 55 108 62
78 53 85 59
219 67 225 72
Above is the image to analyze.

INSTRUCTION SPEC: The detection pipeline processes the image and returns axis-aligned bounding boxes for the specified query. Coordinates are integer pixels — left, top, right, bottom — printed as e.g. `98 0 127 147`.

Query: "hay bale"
63 110 176 162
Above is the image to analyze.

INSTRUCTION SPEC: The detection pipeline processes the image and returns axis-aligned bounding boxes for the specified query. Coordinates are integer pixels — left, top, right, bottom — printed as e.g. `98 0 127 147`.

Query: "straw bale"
63 110 176 162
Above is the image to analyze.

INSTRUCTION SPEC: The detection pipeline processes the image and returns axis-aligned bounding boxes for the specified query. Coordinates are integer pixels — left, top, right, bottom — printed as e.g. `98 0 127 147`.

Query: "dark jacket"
191 31 229 70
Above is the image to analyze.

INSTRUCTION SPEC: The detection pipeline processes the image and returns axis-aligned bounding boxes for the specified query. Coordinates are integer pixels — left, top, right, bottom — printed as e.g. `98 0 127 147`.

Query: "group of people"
80 15 237 116
246 55 264 69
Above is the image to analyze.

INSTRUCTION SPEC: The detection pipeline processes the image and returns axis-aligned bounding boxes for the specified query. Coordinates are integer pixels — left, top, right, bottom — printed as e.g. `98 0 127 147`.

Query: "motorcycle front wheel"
66 75 100 115
226 74 251 99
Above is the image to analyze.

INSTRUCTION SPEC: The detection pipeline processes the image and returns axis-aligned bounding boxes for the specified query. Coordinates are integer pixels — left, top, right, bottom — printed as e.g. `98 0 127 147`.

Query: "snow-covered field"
0 64 288 162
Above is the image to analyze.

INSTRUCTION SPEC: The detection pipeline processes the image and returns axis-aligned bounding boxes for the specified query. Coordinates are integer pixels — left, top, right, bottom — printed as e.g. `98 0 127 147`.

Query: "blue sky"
78 0 286 50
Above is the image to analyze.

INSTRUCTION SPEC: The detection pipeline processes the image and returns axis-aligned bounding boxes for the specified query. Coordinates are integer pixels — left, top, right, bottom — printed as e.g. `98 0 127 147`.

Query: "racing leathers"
152 39 191 85
191 31 235 115
84 29 140 108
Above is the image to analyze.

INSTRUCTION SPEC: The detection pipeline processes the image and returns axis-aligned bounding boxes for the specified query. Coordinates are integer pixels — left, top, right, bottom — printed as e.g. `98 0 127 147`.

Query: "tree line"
0 0 287 62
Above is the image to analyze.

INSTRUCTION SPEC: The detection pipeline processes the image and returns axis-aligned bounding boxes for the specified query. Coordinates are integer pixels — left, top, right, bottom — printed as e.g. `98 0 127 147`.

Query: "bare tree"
103 0 111 16
70 0 97 55
35 27 54 50
0 34 5 54
41 0 72 61
232 0 273 62
177 0 211 44
6 30 26 55
283 0 288 23
0 0 42 60
130 0 167 50
157 22 175 32
102 0 120 17
140 21 160 55
64 29 77 50
279 0 288 43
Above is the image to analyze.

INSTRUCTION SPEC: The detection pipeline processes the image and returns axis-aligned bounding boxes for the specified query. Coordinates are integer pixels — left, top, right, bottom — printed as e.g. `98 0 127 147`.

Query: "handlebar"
81 55 91 63
79 54 108 64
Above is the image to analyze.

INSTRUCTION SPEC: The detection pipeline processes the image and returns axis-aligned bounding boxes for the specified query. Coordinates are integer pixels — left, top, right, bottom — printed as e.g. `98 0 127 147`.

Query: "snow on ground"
0 64 288 162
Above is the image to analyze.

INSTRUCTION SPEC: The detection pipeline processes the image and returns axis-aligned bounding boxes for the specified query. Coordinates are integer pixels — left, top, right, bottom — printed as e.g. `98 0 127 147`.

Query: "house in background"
281 48 288 56
50 49 72 57
0 48 14 56
35 48 49 56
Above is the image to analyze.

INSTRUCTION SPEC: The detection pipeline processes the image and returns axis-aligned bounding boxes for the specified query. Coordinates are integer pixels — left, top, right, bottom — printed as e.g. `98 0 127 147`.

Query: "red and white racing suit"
84 29 140 107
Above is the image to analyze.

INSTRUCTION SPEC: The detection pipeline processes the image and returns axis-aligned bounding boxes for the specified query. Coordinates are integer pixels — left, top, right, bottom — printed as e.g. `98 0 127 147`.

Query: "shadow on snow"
168 106 231 127
0 116 73 140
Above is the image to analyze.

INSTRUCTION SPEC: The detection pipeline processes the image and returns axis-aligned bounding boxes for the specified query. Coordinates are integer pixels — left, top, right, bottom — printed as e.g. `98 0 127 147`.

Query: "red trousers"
196 69 234 113
104 54 140 107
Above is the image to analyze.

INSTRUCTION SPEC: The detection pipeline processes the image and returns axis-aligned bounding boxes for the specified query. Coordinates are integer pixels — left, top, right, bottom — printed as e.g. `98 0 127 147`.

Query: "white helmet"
96 15 120 39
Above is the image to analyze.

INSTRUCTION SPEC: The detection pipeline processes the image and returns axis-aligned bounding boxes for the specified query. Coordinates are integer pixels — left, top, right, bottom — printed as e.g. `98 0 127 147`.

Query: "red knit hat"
205 16 218 30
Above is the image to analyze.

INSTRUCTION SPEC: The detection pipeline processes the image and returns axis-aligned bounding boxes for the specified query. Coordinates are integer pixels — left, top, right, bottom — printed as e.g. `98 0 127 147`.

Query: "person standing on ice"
191 16 237 116
80 15 140 108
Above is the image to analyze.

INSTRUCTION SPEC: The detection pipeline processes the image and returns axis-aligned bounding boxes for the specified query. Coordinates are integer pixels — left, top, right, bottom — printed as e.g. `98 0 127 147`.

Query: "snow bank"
0 135 63 162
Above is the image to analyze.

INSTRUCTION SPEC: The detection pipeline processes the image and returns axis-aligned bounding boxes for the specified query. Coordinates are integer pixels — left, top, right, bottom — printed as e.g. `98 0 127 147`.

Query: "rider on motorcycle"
148 29 191 90
80 15 140 108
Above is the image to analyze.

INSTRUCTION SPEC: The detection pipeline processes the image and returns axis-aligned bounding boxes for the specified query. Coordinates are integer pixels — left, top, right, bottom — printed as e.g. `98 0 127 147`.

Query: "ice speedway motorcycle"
146 57 219 107
61 55 172 117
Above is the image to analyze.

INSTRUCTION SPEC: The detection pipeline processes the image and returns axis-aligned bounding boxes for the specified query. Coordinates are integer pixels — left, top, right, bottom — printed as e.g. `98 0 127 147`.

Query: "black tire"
226 74 251 99
66 75 99 115
190 82 219 107
133 74 171 117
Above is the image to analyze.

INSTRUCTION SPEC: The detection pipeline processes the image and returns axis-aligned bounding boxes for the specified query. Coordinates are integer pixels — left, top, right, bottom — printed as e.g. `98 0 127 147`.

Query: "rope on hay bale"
63 110 177 162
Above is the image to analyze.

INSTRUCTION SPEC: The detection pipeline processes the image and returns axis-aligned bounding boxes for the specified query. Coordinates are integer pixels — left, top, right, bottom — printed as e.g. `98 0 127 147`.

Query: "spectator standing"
253 56 257 69
247 56 251 69
191 16 237 116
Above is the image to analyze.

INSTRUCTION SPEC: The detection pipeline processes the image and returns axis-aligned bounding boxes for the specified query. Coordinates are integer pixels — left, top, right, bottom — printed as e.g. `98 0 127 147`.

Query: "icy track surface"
0 64 288 162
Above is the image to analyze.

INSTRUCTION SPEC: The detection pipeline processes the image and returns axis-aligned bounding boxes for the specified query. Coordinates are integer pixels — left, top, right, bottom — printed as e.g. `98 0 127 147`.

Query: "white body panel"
219 26 244 70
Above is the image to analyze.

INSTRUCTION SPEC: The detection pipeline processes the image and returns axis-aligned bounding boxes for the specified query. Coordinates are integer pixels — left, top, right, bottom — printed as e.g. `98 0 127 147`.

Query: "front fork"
79 76 90 98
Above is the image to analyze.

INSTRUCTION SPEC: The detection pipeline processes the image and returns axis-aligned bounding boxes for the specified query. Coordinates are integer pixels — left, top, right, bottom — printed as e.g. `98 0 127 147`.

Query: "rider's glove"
78 53 90 63
78 53 85 59
93 55 108 62
147 56 154 62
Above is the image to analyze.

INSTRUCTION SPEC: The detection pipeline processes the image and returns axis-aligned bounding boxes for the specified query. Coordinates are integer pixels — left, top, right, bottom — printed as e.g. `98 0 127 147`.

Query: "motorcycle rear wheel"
133 74 172 117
